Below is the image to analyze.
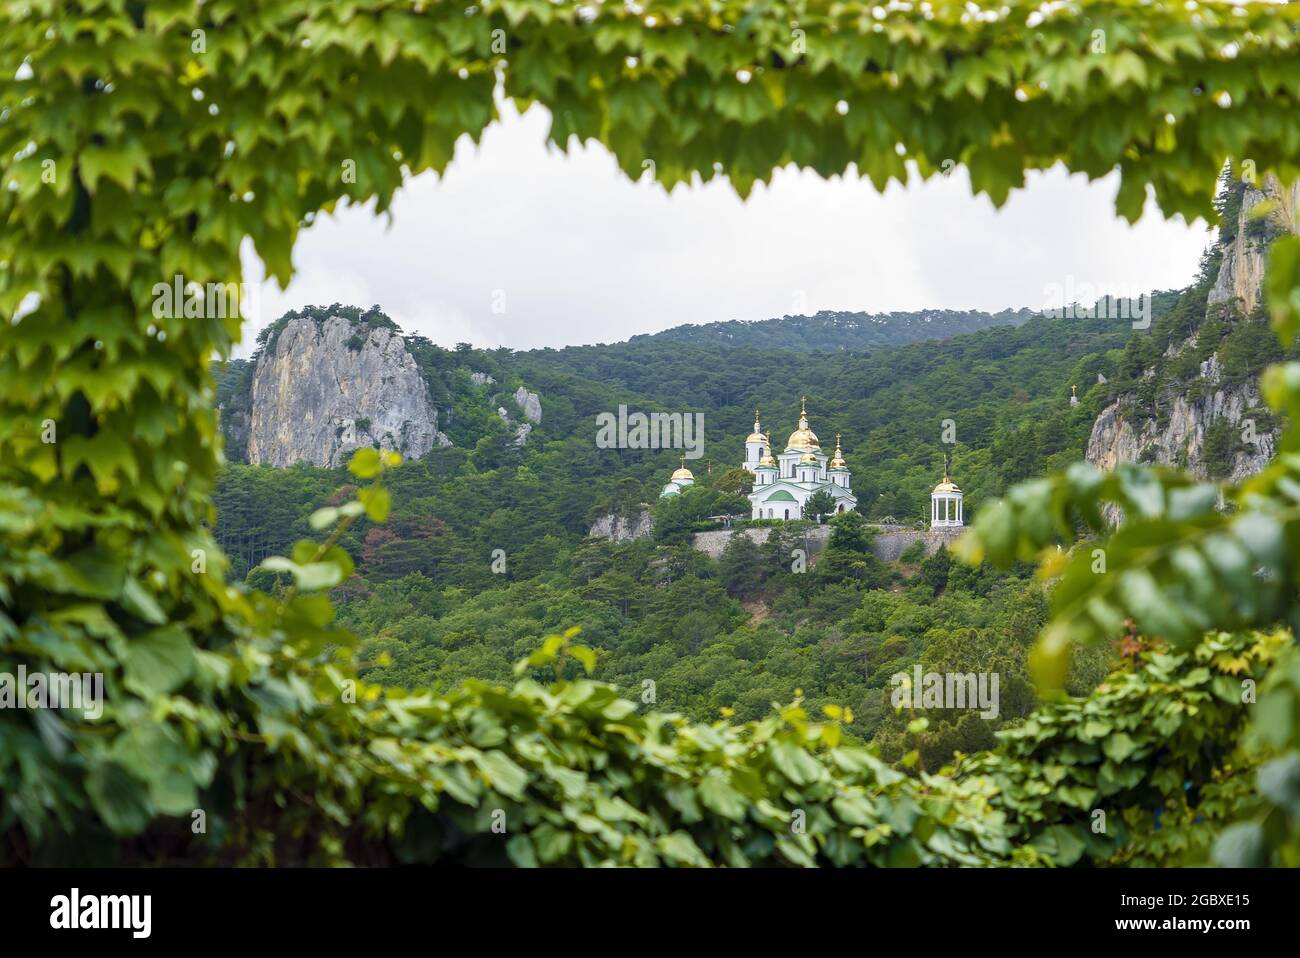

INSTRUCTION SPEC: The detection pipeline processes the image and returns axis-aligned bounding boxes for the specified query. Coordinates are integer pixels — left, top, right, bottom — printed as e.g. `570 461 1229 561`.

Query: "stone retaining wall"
691 524 964 562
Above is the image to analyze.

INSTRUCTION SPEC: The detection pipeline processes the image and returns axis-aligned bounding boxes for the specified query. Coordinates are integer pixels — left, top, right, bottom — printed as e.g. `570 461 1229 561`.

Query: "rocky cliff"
1207 184 1270 316
497 385 543 447
588 507 654 542
244 314 448 468
514 386 542 425
1085 177 1289 484
1207 175 1299 315
1085 358 1274 482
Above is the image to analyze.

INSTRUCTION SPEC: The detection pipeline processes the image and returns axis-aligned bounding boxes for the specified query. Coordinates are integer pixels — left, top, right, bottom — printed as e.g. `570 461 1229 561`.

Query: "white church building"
660 398 964 530
740 400 858 520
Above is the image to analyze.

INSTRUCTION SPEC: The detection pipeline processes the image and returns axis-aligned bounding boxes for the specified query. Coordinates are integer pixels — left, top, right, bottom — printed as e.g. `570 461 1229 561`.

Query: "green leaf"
531 824 573 864
656 831 710 867
1031 824 1088 866
1267 236 1300 347
359 486 390 523
119 626 195 696
698 774 748 822
260 556 345 592
770 742 824 786
85 762 153 836
120 577 166 626
505 834 538 867
568 644 597 675
1101 732 1139 763
1256 754 1300 815
476 750 529 800
309 506 340 530
348 447 382 479
79 142 151 192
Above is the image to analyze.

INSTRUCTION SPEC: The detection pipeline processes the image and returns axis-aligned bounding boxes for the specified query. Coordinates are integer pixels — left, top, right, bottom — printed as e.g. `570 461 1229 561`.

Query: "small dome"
829 433 847 469
757 454 777 468
746 430 769 443
671 466 695 482
799 452 818 464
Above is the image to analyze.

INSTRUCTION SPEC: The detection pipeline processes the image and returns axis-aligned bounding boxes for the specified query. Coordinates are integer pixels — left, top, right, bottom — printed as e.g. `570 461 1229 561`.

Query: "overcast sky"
236 99 1213 356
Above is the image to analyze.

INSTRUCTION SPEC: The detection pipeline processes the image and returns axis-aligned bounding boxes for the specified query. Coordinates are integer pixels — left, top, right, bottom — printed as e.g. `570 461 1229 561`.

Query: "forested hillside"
216 296 1159 582
210 292 1174 756
209 192 1298 772
514 297 1179 507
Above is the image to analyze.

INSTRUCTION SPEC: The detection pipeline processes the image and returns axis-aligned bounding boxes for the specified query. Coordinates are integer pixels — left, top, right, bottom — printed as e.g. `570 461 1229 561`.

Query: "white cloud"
237 100 1211 356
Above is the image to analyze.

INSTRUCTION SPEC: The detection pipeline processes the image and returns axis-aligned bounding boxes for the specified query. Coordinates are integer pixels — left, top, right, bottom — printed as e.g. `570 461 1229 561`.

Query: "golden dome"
785 397 820 451
758 454 777 468
933 461 960 494
829 433 847 469
671 466 695 482
745 407 768 444
799 452 818 464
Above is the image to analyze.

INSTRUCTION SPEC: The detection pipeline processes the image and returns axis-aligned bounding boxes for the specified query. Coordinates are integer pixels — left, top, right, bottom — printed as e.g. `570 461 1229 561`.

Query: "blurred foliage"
962 629 1287 867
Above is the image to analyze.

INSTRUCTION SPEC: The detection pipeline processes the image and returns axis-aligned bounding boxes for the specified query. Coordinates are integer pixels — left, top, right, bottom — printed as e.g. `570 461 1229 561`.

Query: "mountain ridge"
629 307 1038 352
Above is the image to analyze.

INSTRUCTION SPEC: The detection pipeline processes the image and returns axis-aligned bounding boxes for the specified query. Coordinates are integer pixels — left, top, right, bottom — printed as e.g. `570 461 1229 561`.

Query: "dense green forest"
216 304 1131 579
335 514 1116 764
210 187 1300 766
210 264 1246 759
217 258 1230 583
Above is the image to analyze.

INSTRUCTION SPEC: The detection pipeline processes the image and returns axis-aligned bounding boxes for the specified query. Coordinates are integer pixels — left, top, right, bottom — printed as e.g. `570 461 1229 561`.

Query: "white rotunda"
930 466 963 528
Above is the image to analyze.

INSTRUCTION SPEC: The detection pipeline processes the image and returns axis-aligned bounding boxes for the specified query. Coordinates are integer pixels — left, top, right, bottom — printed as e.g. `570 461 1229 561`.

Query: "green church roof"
764 489 797 502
